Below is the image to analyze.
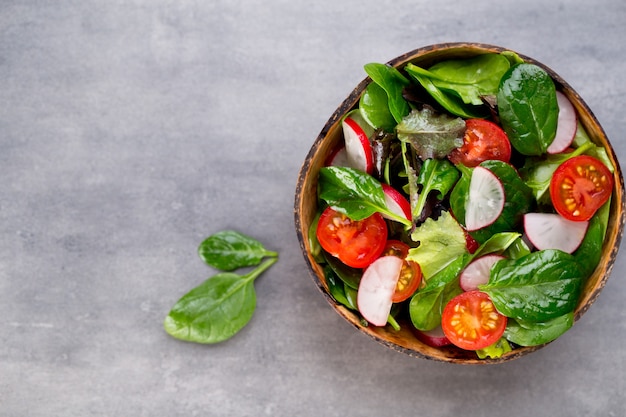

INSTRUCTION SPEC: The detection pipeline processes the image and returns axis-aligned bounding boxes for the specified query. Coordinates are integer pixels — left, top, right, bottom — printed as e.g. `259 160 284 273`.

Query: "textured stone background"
1 1 625 416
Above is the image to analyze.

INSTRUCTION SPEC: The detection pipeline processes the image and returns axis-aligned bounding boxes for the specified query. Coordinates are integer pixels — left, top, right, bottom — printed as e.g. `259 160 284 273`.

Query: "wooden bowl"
294 42 625 364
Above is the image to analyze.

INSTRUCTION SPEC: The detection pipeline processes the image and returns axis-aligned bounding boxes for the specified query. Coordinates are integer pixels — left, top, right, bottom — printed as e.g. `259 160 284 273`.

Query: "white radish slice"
465 166 505 231
413 325 452 347
357 256 404 326
547 91 577 154
342 116 374 174
459 254 505 292
325 145 349 167
524 212 589 253
382 183 411 222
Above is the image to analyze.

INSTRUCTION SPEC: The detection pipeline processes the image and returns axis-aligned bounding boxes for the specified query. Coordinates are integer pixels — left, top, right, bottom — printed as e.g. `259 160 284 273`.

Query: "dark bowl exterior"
294 42 625 364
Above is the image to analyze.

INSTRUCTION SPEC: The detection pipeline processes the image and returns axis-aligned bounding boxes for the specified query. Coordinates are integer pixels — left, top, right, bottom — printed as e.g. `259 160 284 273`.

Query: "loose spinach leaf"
318 166 411 225
504 313 574 347
396 106 466 160
364 63 411 124
164 258 277 344
406 54 511 106
199 230 278 271
497 63 558 156
413 158 460 220
359 82 396 132
409 253 468 331
407 211 468 279
480 250 584 322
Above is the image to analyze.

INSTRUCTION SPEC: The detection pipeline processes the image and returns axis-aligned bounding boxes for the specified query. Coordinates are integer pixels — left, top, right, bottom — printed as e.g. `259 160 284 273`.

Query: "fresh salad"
309 51 615 359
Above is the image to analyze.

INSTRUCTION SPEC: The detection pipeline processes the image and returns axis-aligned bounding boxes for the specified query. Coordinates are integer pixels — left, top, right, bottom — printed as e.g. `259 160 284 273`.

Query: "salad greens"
164 231 278 344
313 51 614 359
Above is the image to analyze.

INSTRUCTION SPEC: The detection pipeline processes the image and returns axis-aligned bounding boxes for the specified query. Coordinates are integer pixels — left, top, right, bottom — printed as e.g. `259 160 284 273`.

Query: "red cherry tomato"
441 291 507 351
448 119 511 167
316 207 388 268
550 155 613 221
381 240 422 302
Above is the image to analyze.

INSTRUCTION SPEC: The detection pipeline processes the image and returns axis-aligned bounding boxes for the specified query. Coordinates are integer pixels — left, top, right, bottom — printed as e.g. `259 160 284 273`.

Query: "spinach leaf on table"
165 231 278 344
199 230 278 271
164 257 277 344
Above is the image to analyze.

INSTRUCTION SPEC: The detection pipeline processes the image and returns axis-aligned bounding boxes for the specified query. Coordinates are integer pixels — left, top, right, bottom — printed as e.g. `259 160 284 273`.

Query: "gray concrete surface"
1 1 625 416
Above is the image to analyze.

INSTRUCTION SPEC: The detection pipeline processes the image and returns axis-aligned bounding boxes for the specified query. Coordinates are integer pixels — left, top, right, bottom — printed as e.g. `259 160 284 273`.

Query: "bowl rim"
294 42 626 364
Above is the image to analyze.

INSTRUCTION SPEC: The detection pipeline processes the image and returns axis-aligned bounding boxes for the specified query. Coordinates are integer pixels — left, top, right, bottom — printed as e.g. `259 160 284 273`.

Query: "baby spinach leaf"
364 63 411 123
413 158 460 220
407 211 468 279
323 251 361 290
497 63 558 156
359 82 396 132
318 166 411 225
164 258 277 344
573 214 604 279
404 71 487 119
480 250 584 322
324 265 354 309
396 106 466 160
504 313 574 347
198 230 278 271
406 54 510 106
409 253 467 331
471 232 522 259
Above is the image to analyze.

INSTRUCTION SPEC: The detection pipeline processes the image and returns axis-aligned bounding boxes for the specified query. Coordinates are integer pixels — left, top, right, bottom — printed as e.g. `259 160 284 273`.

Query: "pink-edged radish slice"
524 212 589 253
342 116 374 174
465 166 505 231
325 145 349 167
413 325 452 347
547 91 578 154
381 183 411 222
357 255 404 326
459 254 505 292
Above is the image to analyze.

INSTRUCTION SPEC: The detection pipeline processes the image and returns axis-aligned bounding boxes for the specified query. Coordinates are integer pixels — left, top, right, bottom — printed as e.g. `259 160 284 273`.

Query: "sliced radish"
342 116 374 174
413 325 452 347
465 166 505 231
547 91 577 154
357 256 404 326
459 254 505 291
524 212 589 254
325 145 349 167
382 183 411 222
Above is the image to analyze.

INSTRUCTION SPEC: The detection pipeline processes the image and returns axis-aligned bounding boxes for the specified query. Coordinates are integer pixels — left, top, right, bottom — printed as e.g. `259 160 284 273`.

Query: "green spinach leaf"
573 214 604 278
497 63 558 156
504 313 574 346
409 254 467 331
396 106 466 160
318 166 411 225
164 257 277 344
199 230 278 271
413 158 460 220
359 82 396 132
406 54 510 106
480 250 584 322
364 63 411 123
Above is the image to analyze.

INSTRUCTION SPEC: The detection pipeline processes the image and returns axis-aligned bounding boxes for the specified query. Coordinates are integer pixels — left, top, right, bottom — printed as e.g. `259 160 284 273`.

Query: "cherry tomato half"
550 155 613 221
448 119 511 167
441 291 507 351
316 207 388 269
381 240 422 303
